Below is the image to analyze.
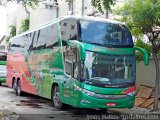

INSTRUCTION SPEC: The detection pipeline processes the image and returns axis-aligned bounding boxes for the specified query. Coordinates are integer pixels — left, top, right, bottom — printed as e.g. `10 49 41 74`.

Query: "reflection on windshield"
79 20 133 47
82 51 136 85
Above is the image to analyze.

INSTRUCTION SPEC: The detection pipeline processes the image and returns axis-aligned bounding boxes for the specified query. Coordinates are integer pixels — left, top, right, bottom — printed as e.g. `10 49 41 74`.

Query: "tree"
0 0 59 13
91 0 116 18
19 17 30 33
5 25 16 42
115 0 160 111
0 0 39 8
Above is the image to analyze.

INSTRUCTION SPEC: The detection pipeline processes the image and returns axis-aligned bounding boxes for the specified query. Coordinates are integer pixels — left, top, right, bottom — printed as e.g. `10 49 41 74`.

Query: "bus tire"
17 80 23 96
13 80 17 95
52 86 64 109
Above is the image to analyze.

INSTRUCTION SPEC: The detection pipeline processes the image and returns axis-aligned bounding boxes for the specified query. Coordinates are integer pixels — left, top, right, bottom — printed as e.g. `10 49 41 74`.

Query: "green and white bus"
0 51 7 86
6 16 149 109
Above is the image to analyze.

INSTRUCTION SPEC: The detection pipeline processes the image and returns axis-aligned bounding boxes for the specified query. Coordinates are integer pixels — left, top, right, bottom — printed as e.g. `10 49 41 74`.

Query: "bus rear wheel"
13 80 17 94
52 86 64 109
17 81 23 96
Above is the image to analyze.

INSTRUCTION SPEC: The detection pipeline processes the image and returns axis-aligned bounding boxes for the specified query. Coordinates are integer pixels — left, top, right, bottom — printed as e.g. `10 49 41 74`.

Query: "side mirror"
135 46 149 66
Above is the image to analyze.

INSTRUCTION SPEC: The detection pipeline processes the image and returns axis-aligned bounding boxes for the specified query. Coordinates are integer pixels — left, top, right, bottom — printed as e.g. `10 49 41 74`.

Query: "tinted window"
9 24 60 52
46 24 59 48
23 33 32 50
36 28 47 50
9 37 25 53
79 20 133 47
63 46 77 76
36 24 59 50
82 51 136 85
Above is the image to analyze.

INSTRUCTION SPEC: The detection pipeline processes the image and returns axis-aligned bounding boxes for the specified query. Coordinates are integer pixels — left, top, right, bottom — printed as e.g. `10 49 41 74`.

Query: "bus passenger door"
62 46 79 105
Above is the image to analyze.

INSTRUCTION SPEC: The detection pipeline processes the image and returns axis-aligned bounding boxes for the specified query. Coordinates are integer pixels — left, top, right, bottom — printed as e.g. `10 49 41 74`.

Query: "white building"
29 0 58 29
5 3 17 36
5 0 125 37
16 5 29 34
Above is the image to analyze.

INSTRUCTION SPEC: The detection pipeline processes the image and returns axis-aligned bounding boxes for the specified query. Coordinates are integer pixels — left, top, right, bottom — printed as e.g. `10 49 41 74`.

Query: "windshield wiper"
104 43 115 48
85 42 103 46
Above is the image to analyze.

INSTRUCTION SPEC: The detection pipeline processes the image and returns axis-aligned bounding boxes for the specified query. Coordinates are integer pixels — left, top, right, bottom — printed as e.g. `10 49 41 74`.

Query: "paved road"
1 85 159 120
0 85 122 120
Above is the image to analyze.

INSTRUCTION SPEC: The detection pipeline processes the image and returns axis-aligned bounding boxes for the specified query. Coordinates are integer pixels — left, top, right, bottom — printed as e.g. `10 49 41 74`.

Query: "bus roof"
63 15 124 25
10 16 125 41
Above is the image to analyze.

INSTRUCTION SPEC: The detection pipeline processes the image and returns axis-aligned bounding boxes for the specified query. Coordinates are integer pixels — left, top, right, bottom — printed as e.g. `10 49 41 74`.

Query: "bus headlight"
73 84 95 96
122 86 136 97
127 91 136 96
82 89 95 96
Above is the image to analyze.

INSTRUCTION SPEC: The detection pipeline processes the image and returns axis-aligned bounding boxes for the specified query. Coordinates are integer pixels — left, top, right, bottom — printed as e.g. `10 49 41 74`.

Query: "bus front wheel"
52 86 64 109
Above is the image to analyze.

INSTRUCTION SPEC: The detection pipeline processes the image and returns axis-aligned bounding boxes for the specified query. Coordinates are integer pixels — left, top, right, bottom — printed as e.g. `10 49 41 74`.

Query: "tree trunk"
152 47 160 112
106 9 108 19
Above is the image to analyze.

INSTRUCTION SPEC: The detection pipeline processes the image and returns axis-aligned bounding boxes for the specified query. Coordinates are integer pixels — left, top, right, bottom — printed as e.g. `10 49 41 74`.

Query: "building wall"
58 1 69 16
58 0 96 16
6 8 17 36
29 8 57 29
16 6 29 34
5 0 125 36
136 59 159 88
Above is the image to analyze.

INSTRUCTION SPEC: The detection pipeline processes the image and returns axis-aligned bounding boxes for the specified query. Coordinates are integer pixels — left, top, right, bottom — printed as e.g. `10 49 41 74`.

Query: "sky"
0 6 6 39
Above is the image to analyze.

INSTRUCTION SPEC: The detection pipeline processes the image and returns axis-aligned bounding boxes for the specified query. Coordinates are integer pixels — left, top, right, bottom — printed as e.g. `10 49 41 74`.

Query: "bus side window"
64 46 77 77
28 32 37 51
9 37 24 53
46 24 59 48
36 28 47 50
64 46 73 75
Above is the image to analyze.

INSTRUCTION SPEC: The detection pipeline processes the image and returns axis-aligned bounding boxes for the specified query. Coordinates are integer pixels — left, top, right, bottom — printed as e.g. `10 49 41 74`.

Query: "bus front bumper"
78 93 135 109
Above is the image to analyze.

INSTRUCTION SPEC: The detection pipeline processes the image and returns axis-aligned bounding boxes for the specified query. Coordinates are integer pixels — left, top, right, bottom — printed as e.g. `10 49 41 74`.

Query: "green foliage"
115 0 160 54
1 0 58 8
9 25 16 37
115 0 160 36
25 0 39 9
5 36 11 43
91 0 116 13
5 25 16 43
19 17 30 33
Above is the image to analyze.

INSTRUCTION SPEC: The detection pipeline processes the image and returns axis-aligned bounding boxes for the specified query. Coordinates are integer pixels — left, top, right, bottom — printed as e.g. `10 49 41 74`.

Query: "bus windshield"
82 51 136 87
79 20 133 47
